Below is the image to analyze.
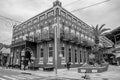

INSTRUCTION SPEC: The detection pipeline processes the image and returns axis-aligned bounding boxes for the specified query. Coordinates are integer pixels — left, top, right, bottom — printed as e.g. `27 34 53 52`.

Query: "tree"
92 24 110 63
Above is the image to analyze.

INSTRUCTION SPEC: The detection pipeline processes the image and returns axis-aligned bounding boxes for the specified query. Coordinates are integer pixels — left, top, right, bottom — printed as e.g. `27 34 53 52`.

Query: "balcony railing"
12 36 35 45
41 33 49 41
41 32 54 42
70 34 76 43
60 32 70 41
13 38 23 44
49 33 54 39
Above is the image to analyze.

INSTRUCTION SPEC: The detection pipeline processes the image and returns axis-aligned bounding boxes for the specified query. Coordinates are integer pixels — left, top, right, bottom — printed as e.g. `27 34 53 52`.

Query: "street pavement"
0 68 81 80
0 65 120 80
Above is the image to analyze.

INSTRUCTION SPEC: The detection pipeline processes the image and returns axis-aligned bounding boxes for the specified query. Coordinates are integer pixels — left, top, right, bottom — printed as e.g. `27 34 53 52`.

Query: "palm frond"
99 24 105 31
100 28 110 34
96 24 99 32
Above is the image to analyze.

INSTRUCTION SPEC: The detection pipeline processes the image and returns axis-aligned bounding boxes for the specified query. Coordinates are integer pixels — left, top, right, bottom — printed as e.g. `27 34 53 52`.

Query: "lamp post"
54 26 58 75
0 51 2 66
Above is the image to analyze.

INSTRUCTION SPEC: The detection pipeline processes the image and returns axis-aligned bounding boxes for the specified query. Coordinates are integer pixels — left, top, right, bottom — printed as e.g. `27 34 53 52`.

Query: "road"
0 68 80 80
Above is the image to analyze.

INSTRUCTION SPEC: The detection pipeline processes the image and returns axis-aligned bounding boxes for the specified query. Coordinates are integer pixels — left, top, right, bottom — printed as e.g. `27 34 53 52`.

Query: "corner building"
11 0 95 69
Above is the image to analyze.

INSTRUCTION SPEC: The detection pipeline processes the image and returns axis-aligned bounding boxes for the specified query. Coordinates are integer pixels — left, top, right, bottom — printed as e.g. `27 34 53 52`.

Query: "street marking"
1 75 42 80
26 75 39 79
11 75 26 79
22 75 35 79
3 75 18 80
17 75 36 79
0 77 6 80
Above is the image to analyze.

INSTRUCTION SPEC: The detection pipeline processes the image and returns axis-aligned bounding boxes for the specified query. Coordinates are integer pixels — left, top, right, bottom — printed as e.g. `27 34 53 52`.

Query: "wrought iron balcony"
13 38 23 44
36 36 41 41
26 36 34 42
76 37 81 45
49 33 54 40
60 32 70 41
41 33 54 42
70 34 76 43
41 33 49 41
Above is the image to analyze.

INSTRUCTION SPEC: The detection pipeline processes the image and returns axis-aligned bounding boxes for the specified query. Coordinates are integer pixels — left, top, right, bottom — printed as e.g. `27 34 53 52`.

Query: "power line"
0 15 21 23
71 0 110 12
63 0 82 7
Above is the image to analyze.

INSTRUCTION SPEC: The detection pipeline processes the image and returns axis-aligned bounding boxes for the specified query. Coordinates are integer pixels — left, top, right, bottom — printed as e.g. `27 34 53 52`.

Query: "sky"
0 0 120 44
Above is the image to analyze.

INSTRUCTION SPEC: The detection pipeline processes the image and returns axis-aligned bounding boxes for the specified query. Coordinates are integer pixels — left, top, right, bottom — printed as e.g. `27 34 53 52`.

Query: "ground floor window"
75 49 78 63
80 48 83 63
80 52 82 63
69 48 71 62
39 46 44 64
84 50 86 63
61 44 66 64
48 44 53 64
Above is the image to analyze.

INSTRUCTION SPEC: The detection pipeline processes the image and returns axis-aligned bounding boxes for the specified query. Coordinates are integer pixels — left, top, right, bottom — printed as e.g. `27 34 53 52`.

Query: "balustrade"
41 32 49 41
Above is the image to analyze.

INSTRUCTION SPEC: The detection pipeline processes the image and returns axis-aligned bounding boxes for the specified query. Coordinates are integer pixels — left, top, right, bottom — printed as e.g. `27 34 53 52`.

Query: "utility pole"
54 26 58 75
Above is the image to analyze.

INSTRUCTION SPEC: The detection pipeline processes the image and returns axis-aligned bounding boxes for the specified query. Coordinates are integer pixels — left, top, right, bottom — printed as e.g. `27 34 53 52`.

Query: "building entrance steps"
1 65 120 80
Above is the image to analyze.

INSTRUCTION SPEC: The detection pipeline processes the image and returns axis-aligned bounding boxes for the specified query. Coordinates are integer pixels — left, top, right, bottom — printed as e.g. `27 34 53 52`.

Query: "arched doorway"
21 47 34 70
25 51 31 62
24 47 33 66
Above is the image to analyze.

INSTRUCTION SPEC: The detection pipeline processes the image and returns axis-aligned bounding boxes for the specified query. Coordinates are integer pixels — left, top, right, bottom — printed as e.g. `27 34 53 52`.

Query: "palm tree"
92 24 110 63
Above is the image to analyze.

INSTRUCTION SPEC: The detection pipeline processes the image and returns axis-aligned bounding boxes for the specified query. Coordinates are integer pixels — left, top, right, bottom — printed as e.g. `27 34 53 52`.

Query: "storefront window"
80 52 82 63
69 48 71 62
39 45 43 64
48 44 53 64
61 47 64 57
75 49 77 63
40 48 44 57
49 47 53 57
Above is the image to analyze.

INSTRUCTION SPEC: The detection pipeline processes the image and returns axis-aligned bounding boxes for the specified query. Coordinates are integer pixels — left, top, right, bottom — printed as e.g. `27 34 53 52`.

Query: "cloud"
0 0 120 44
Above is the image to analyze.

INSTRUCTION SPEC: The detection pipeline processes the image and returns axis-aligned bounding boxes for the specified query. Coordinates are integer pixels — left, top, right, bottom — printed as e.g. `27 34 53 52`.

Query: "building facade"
10 1 95 69
105 26 120 65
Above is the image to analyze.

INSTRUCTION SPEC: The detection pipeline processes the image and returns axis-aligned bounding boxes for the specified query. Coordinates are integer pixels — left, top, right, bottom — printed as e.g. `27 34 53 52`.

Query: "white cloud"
0 0 120 44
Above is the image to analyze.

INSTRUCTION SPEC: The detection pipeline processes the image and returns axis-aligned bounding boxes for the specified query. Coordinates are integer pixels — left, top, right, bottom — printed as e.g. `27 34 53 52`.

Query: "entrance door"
24 51 31 66
68 48 71 62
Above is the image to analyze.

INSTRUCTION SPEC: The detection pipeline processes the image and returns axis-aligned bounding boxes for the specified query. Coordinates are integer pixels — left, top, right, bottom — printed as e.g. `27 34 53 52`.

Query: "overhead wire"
63 0 82 7
0 15 21 23
71 0 110 12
